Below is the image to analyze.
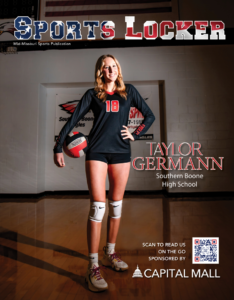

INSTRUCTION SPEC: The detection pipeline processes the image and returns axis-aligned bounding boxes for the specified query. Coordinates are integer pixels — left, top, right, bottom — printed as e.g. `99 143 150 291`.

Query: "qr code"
192 237 219 264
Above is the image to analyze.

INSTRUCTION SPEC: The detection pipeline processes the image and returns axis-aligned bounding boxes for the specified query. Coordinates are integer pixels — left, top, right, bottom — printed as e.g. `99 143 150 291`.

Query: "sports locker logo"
14 16 226 40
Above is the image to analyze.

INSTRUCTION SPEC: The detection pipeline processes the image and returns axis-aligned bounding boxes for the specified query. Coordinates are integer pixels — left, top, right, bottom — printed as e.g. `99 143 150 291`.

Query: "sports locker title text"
14 16 226 40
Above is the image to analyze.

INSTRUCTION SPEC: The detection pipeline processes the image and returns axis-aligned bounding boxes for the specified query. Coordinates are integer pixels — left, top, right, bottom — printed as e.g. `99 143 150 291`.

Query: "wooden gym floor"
0 194 233 300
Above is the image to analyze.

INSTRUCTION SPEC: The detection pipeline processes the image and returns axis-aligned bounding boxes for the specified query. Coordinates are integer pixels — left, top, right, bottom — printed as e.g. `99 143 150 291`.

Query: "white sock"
106 242 115 254
88 253 98 267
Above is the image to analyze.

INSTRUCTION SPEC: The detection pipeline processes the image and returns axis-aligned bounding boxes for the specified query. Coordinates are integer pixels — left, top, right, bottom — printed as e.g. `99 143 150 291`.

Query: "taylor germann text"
132 142 224 171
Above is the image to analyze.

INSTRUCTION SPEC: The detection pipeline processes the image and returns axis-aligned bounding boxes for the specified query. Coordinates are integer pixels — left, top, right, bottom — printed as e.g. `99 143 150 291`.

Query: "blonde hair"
94 54 127 101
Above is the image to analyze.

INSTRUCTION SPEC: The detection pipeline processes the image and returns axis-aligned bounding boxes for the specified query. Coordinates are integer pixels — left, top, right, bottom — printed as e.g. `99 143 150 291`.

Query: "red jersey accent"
105 90 116 95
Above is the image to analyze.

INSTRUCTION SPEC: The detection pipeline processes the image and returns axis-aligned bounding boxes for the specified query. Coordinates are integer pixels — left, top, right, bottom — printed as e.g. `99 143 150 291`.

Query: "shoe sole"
101 258 128 272
85 275 108 292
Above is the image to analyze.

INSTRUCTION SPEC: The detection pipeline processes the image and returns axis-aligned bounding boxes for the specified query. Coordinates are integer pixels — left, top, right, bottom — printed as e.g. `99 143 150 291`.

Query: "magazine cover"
0 0 233 299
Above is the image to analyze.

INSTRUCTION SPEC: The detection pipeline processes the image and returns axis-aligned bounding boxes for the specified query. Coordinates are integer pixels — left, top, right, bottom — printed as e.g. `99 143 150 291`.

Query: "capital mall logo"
132 265 143 278
132 265 220 278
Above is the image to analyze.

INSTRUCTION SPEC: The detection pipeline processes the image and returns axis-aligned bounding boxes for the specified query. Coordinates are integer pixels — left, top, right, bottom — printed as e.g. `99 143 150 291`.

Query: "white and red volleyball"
63 132 88 158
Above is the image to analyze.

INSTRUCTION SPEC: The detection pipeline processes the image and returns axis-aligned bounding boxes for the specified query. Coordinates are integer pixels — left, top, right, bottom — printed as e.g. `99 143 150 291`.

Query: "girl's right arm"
53 89 93 166
54 153 65 168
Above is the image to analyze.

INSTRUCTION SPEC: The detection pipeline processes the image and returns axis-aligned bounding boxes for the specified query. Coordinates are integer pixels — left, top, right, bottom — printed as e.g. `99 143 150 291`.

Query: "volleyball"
63 132 88 158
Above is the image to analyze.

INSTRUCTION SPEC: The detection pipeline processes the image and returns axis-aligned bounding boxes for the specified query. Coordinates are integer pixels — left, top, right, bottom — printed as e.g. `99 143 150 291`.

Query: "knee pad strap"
108 200 122 219
89 201 105 222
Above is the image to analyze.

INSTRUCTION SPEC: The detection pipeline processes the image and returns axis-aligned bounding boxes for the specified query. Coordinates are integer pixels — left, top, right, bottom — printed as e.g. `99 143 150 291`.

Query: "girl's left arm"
129 84 155 141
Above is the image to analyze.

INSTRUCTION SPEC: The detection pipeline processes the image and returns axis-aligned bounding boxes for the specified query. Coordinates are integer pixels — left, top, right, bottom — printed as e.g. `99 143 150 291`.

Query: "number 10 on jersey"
106 100 119 112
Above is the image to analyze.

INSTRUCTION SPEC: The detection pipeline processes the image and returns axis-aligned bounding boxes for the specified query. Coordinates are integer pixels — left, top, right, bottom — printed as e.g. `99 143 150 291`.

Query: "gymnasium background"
0 0 233 195
0 1 234 300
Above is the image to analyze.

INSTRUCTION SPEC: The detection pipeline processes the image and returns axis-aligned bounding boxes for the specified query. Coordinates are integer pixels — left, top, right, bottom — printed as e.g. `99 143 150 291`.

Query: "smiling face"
102 57 118 83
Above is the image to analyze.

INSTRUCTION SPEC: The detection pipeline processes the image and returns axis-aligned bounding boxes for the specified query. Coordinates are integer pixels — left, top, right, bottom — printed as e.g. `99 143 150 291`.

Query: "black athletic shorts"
86 152 131 164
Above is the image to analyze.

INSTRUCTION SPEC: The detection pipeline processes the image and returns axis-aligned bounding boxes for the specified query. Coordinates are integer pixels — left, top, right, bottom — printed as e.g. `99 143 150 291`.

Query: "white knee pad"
89 201 105 222
108 200 122 219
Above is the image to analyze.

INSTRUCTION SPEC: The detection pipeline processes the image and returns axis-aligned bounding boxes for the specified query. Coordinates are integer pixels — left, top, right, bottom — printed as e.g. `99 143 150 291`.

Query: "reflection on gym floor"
0 195 233 300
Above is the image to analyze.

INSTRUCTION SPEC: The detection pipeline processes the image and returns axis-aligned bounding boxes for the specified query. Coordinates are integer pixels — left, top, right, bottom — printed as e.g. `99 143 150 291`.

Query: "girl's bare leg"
107 162 130 243
85 160 107 253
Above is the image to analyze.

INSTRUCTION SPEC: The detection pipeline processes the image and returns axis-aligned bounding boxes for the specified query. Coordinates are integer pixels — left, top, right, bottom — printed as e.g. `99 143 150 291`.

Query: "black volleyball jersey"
53 84 155 154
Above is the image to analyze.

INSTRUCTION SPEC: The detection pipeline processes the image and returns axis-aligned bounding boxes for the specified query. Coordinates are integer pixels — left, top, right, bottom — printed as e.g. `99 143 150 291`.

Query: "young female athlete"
53 54 155 292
